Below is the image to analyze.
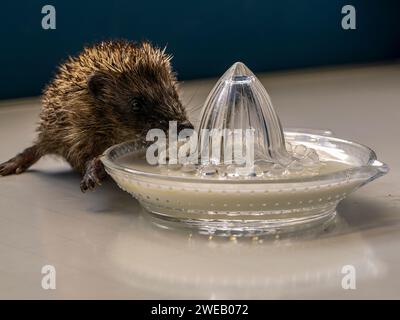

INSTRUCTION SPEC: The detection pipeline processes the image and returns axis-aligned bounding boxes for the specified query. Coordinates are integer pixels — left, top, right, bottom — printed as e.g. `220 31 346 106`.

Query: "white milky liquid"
111 154 358 219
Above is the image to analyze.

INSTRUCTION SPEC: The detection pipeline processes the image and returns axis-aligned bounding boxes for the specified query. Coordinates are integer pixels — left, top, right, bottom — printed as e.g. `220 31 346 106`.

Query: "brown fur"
0 40 191 191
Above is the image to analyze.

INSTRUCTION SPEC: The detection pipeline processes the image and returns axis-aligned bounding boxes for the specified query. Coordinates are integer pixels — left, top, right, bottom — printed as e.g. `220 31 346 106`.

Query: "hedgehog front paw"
80 174 99 192
80 157 106 192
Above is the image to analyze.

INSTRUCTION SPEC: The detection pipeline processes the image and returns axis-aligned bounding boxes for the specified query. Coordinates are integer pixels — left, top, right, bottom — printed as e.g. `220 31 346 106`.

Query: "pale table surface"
0 63 399 299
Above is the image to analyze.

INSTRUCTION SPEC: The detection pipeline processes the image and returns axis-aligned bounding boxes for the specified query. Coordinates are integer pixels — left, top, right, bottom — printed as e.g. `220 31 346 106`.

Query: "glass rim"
101 131 388 185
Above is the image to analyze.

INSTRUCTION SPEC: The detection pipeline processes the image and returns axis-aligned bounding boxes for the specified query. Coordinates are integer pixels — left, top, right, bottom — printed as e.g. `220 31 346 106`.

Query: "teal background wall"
0 0 399 99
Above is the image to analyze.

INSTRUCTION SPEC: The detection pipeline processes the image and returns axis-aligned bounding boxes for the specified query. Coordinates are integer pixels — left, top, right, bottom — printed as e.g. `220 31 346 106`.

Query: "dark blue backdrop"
1 0 399 99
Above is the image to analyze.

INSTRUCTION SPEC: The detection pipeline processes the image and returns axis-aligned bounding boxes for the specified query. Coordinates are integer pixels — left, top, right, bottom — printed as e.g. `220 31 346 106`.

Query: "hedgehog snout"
177 120 194 132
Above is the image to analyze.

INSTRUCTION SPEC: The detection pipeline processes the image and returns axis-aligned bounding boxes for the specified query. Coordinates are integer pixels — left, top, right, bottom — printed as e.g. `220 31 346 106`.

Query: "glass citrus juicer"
101 62 388 236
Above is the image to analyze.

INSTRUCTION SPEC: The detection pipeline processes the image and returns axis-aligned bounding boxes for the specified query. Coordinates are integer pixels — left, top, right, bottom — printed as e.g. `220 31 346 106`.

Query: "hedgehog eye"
130 98 141 112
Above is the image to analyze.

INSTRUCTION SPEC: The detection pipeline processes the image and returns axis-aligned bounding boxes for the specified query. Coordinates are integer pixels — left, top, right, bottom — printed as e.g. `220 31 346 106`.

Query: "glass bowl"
101 129 388 236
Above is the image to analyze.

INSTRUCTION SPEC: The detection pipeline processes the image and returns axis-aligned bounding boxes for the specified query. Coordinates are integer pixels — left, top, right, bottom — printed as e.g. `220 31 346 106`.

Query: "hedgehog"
0 40 193 191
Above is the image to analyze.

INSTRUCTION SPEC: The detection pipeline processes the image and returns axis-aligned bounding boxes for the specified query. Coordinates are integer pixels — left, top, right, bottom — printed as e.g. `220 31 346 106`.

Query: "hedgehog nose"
177 120 194 132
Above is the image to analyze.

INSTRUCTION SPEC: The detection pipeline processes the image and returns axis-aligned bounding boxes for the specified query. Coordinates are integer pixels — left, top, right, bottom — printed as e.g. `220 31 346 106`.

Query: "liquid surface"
116 153 353 180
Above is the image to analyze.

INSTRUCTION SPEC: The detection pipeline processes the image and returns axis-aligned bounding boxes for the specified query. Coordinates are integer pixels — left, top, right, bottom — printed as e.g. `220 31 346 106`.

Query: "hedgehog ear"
87 72 108 99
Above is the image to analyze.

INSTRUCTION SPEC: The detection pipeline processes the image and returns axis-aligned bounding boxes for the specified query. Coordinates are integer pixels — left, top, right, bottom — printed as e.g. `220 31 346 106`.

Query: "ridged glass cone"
198 62 291 166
